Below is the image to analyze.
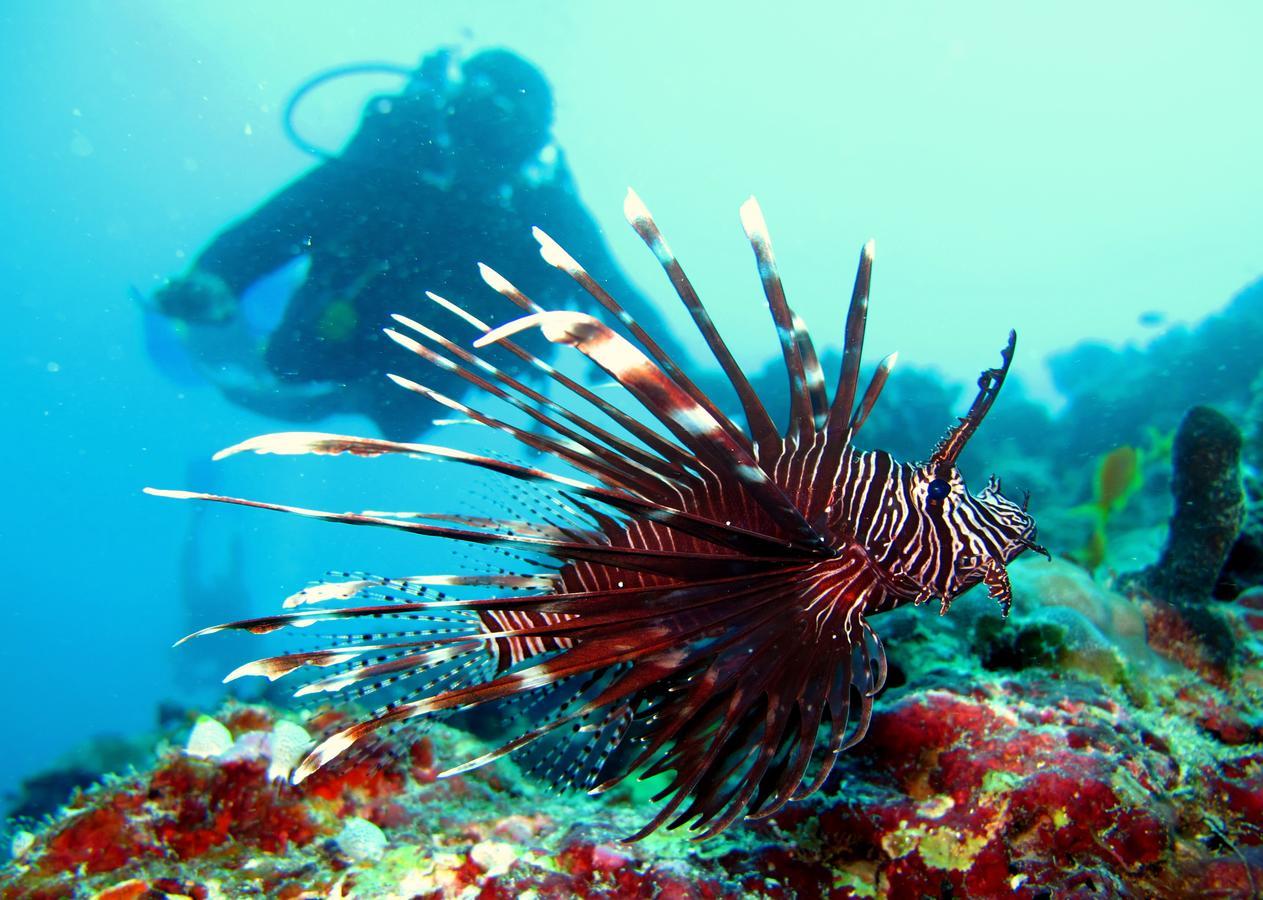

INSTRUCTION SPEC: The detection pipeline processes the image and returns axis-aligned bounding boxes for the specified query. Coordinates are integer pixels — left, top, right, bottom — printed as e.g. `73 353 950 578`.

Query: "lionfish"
149 191 1041 839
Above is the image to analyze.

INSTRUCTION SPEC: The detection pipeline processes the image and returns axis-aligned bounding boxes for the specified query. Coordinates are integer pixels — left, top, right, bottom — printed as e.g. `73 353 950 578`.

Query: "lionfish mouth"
147 189 1033 839
1017 536 1051 560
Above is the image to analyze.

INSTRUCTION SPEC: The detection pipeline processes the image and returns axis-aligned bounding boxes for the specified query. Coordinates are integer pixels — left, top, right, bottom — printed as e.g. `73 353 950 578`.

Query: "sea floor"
3 557 1262 899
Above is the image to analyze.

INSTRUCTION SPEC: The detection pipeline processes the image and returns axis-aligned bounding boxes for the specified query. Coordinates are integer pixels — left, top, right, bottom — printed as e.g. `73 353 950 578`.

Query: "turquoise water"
3 0 1262 815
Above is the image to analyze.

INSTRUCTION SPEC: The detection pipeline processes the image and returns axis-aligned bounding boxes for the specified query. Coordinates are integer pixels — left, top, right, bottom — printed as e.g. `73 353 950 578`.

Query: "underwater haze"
4 1 1263 894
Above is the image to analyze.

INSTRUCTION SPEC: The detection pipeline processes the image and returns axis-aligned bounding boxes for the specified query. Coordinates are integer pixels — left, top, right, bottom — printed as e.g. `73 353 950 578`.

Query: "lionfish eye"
927 478 951 501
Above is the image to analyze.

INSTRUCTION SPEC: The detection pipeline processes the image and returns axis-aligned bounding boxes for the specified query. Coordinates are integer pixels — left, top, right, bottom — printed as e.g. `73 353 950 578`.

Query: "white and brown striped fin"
791 312 829 430
849 351 898 438
146 488 790 581
459 273 701 479
283 573 558 608
531 226 755 460
476 312 827 551
383 370 640 494
810 239 877 492
358 511 597 543
385 321 675 499
622 189 780 451
826 239 875 439
739 197 814 440
397 306 681 493
222 644 411 682
424 289 681 482
197 433 813 559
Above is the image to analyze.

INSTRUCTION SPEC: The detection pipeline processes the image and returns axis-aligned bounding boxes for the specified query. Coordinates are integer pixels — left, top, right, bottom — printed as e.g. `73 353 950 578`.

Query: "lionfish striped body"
150 191 1040 839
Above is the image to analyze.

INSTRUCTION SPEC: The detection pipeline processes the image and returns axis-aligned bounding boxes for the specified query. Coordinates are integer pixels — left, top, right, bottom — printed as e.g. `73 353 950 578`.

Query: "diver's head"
448 50 555 169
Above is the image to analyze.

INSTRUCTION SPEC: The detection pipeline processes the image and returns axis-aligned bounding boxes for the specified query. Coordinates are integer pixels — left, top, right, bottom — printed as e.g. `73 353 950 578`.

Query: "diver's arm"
192 162 352 296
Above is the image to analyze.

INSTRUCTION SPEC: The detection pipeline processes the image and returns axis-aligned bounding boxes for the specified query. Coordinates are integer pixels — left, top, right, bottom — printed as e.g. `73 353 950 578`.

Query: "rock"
1123 406 1245 605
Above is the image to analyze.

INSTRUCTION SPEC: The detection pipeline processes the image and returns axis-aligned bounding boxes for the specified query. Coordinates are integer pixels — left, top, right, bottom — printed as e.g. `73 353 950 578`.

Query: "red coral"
90 880 150 900
1142 600 1229 686
222 705 274 734
148 756 318 857
303 749 407 821
1202 754 1263 839
40 797 154 875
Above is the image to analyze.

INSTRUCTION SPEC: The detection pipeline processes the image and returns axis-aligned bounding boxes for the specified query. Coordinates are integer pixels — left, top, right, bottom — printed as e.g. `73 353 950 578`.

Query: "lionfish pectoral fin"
979 556 1014 617
929 329 1017 469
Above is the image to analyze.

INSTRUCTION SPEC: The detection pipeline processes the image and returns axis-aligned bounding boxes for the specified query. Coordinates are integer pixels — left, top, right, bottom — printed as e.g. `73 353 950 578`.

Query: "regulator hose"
282 61 415 160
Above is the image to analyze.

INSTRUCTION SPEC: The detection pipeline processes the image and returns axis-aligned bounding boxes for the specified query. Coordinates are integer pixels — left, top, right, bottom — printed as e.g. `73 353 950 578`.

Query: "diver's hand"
154 270 238 325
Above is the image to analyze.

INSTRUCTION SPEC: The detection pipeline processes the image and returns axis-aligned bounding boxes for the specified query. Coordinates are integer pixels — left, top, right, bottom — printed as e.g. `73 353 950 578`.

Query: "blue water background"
2 2 1261 801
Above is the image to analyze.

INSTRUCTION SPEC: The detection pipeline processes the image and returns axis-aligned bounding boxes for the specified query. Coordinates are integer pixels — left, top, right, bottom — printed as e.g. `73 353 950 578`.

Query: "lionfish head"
909 330 1045 615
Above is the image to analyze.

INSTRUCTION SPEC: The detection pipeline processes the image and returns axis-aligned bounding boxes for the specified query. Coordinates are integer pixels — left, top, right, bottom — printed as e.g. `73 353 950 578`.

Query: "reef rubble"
4 554 1262 899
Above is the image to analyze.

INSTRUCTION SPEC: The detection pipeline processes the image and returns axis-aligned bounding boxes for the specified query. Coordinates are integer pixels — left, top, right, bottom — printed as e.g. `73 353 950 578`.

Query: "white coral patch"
267 719 314 782
334 816 388 862
470 840 518 877
184 715 233 758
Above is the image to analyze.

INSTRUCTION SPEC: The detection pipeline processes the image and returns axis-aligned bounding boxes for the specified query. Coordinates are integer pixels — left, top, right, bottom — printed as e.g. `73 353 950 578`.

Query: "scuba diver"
152 48 685 439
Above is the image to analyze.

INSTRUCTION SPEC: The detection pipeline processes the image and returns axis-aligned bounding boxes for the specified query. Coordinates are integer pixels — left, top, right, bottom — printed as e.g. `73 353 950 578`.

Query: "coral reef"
1048 275 1263 461
5 554 1262 899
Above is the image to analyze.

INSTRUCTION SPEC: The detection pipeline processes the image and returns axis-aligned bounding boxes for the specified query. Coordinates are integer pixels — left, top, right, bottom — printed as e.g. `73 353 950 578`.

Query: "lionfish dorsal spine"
476 310 828 551
384 317 670 497
623 188 782 452
739 196 815 439
531 225 754 459
472 264 700 481
417 302 682 482
828 239 876 436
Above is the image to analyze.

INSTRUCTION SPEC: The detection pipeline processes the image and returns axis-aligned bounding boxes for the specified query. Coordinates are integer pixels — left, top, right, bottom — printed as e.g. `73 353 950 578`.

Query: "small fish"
1092 445 1142 517
1070 444 1145 571
149 191 1041 839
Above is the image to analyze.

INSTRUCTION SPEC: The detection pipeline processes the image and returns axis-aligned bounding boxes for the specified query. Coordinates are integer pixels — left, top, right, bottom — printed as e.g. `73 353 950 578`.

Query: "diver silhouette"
154 48 682 439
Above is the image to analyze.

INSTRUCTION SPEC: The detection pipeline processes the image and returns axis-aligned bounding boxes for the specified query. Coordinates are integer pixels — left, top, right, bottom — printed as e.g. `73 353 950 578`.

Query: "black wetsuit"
189 90 671 439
